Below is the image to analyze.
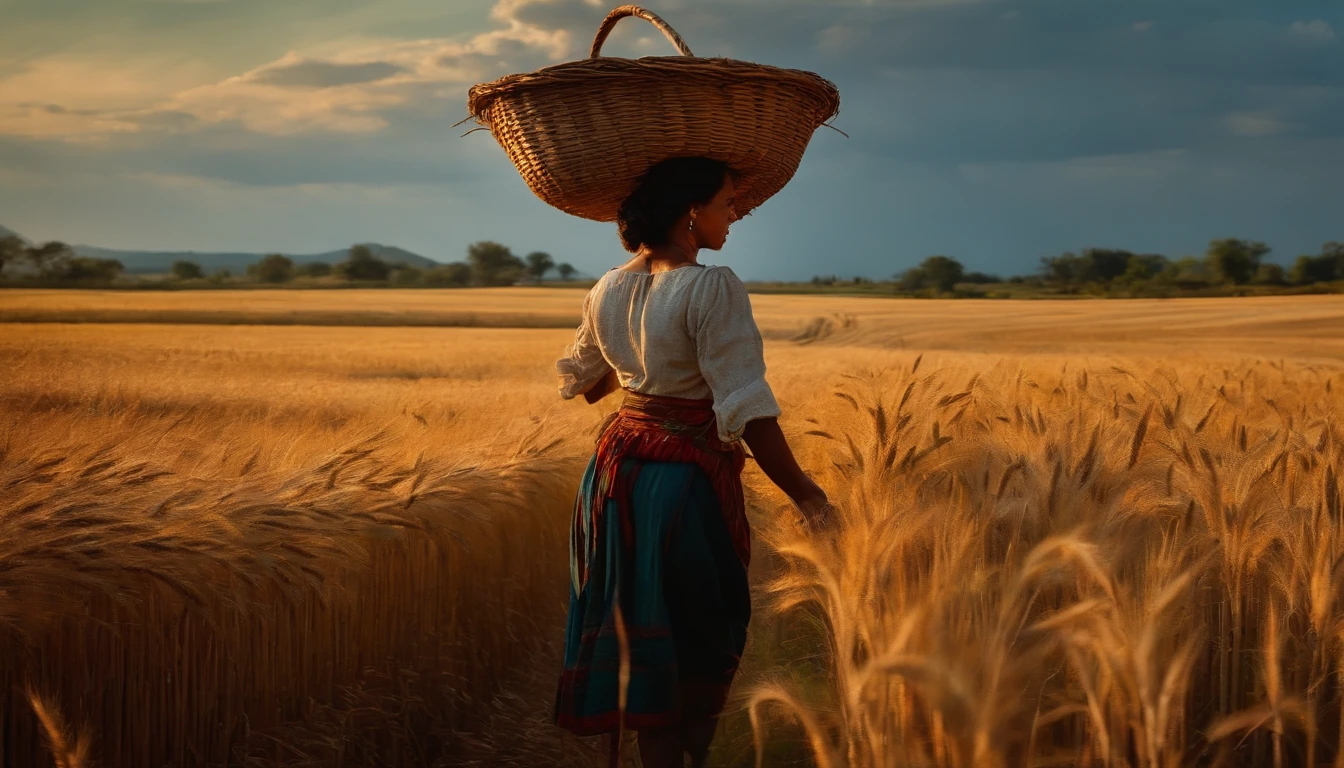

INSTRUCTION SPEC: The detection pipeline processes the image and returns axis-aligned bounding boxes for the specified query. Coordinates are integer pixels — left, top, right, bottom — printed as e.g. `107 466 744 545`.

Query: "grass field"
2 289 1342 766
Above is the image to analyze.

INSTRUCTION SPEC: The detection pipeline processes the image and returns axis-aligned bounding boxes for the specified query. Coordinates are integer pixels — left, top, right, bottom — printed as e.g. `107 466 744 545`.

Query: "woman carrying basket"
552 156 833 766
466 6 840 765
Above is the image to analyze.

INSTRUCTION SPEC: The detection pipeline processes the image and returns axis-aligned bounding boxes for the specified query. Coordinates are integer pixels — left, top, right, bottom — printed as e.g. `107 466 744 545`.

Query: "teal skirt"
553 454 751 736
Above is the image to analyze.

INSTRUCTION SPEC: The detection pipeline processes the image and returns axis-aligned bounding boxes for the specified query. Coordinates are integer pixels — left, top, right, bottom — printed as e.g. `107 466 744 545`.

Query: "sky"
1 0 1341 282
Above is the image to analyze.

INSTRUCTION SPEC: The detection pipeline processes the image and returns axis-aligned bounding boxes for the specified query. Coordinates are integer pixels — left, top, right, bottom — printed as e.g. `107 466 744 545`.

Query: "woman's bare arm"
743 417 830 527
582 369 621 404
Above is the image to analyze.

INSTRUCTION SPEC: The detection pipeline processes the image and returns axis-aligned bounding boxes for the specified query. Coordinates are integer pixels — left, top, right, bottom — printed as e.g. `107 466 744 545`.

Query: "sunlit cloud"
0 54 214 138
0 0 580 139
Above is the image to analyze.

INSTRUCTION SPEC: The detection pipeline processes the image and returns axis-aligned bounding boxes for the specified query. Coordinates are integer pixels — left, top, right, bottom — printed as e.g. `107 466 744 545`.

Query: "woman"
552 156 832 767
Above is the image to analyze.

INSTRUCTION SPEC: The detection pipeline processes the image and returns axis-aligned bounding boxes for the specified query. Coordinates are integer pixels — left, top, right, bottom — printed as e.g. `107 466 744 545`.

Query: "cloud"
1226 110 1290 137
958 149 1192 185
152 1 581 136
10 0 1344 145
5 0 1344 192
247 59 406 89
0 54 216 137
1288 19 1336 45
0 0 580 139
816 24 868 54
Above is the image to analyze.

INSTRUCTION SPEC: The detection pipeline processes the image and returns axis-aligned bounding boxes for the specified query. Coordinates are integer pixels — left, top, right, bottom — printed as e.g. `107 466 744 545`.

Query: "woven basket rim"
468 55 840 123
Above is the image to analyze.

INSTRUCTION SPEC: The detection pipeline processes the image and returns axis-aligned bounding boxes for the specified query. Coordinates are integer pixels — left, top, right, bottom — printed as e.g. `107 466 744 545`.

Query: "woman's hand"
742 418 835 533
794 485 836 532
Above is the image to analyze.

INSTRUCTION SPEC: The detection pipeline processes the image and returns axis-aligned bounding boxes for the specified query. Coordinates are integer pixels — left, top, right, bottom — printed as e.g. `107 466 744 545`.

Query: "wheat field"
1 291 1342 766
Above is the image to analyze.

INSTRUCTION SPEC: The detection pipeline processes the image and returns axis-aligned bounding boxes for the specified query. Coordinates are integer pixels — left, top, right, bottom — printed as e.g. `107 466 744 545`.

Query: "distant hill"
0 224 441 274
69 242 440 275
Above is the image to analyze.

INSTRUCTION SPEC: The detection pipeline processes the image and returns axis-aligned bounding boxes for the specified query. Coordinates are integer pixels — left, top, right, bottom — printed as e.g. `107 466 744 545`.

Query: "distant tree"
27 241 75 278
963 271 1002 284
1121 256 1152 284
1252 263 1286 285
1205 238 1269 285
171 260 204 280
1081 248 1134 283
60 257 123 282
249 254 294 283
423 262 472 287
298 261 332 278
1040 248 1136 289
1041 252 1088 287
898 267 927 292
556 262 577 282
1155 256 1209 288
526 251 555 281
336 245 391 281
467 241 525 286
918 255 965 293
1289 242 1343 285
389 266 423 286
1121 253 1169 283
0 234 24 276
1326 241 1344 267
1290 254 1338 285
209 269 232 284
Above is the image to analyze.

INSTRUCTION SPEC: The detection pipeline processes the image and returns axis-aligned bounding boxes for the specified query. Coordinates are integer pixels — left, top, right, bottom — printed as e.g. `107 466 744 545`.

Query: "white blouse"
556 264 781 442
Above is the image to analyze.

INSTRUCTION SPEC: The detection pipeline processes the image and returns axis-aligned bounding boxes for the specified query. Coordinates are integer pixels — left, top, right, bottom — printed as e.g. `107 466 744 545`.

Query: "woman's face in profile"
695 176 738 251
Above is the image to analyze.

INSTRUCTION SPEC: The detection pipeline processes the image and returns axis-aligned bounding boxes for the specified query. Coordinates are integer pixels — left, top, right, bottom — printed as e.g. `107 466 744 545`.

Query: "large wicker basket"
466 5 841 222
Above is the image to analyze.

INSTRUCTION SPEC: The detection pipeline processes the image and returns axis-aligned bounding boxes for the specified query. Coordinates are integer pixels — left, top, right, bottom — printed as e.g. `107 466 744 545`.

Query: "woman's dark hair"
616 157 732 253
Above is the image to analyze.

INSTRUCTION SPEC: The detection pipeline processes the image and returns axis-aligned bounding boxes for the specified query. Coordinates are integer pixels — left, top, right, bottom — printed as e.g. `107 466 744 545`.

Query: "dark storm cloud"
689 0 1343 83
450 0 1343 170
719 0 1342 167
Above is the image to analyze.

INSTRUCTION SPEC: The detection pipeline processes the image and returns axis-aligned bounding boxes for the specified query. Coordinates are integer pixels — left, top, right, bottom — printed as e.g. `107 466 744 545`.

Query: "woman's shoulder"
591 267 628 292
684 264 753 327
688 263 746 293
675 263 737 282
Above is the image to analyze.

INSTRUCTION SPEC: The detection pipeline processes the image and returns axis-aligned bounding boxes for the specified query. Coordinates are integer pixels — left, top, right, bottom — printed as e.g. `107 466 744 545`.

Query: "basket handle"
589 5 694 58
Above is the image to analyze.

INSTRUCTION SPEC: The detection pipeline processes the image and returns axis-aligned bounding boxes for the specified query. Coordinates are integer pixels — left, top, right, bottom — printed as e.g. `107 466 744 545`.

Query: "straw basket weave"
466 5 841 222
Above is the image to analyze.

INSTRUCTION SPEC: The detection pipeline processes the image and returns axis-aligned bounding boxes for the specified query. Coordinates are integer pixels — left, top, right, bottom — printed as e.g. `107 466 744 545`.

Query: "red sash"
574 390 750 592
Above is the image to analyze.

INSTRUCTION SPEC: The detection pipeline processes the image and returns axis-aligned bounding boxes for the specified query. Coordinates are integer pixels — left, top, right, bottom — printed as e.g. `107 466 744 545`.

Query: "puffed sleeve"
686 266 781 442
556 286 613 399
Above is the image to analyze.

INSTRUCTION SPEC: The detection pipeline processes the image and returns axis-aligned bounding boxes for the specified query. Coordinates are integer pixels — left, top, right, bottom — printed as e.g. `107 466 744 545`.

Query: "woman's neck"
635 238 699 274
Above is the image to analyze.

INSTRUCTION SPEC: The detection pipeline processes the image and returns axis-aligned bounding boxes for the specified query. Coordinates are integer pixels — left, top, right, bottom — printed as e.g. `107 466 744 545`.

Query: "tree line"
0 236 124 282
6 232 1342 296
229 242 579 287
0 237 580 288
811 238 1344 297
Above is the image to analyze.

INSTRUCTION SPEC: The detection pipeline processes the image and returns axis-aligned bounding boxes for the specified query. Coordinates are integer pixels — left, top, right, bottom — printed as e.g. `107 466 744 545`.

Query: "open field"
2 290 1343 766
4 288 1344 359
